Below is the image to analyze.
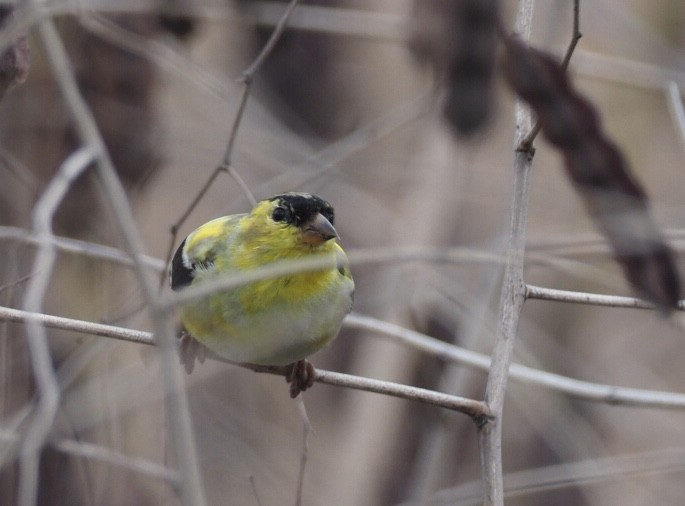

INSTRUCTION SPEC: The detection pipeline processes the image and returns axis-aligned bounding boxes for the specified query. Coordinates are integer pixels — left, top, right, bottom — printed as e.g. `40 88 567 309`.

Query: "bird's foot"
285 359 316 398
178 329 206 374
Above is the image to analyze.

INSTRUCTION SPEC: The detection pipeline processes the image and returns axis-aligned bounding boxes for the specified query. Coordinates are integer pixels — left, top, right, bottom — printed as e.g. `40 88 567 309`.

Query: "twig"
240 0 302 81
0 226 629 294
517 0 582 152
35 18 206 506
0 305 490 420
248 475 264 506
666 80 685 157
173 0 302 218
161 0 301 287
480 1 536 504
0 430 180 485
253 89 433 195
399 447 685 505
294 397 310 506
0 225 166 271
79 13 230 100
3 224 668 313
309 369 492 420
0 271 38 294
4 306 685 411
17 145 97 506
345 313 685 410
525 284 685 310
162 247 506 310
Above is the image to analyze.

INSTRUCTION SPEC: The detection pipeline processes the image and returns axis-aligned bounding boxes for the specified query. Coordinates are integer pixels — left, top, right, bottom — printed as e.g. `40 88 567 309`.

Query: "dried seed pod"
503 36 681 309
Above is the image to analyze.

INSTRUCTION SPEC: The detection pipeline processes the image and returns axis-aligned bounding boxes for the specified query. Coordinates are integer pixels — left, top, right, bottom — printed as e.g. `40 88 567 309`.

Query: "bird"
169 192 354 397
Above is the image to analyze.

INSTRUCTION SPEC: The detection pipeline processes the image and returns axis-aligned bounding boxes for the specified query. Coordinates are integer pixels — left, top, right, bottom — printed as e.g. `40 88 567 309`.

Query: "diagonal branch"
161 0 302 289
35 17 206 506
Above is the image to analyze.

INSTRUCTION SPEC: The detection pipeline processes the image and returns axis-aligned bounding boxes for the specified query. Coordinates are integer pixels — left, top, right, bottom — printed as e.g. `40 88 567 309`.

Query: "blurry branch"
666 81 685 157
18 143 96 506
35 16 206 506
246 1 404 41
79 14 230 99
0 431 180 485
574 49 685 93
6 222 682 315
0 225 166 271
528 228 685 256
7 304 685 415
248 476 264 506
255 88 433 194
52 437 179 483
240 0 300 81
401 447 685 505
5 3 685 92
480 1 536 504
0 226 610 288
161 0 301 288
33 1 406 41
294 397 310 506
345 313 685 410
4 306 685 410
161 247 508 309
0 271 37 294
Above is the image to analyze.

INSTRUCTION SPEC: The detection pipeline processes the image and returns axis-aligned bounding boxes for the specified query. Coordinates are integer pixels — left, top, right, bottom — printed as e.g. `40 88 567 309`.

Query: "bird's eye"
272 206 289 222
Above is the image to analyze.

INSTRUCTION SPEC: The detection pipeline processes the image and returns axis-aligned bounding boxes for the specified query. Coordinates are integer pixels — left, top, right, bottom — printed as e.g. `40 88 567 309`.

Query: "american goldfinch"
169 192 354 396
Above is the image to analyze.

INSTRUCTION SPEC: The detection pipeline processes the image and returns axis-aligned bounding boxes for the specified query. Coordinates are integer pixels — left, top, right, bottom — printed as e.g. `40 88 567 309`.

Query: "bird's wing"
169 214 245 290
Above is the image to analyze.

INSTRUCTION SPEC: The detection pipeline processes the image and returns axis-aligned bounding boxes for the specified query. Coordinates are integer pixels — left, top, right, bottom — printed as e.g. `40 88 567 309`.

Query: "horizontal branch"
344 313 685 410
405 446 685 504
0 226 165 271
2 305 685 411
0 305 490 420
0 430 179 484
526 284 685 310
245 364 492 421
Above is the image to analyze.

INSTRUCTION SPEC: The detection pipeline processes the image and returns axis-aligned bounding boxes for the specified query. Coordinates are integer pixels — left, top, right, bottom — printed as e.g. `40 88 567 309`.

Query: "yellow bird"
169 193 354 396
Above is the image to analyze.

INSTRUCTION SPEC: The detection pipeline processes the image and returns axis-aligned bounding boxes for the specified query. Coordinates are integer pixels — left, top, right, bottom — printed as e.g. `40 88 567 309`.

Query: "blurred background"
1 0 685 504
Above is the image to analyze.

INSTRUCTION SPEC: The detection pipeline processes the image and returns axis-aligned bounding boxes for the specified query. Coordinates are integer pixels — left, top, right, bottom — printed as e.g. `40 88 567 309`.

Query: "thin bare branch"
0 430 180 485
311 369 492 421
5 306 685 413
0 271 37 294
240 0 301 82
0 305 490 419
0 225 166 271
248 475 264 506
18 145 97 506
480 1 536 504
294 401 310 506
400 447 685 505
161 1 302 287
518 0 581 151
345 313 685 410
525 284 684 310
35 18 206 506
666 80 685 157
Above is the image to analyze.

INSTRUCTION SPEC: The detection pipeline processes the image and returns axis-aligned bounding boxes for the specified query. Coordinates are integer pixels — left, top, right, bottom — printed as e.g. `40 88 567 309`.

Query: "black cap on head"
268 193 335 227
